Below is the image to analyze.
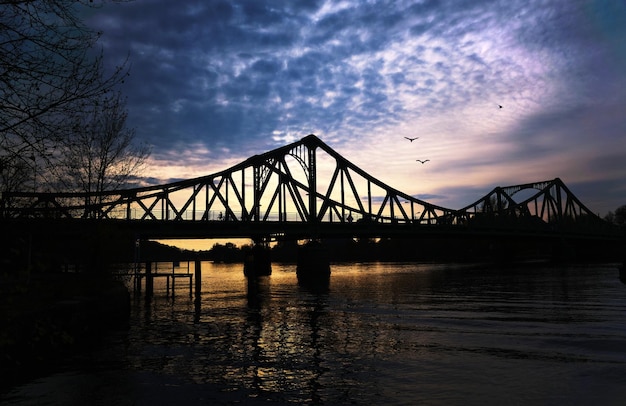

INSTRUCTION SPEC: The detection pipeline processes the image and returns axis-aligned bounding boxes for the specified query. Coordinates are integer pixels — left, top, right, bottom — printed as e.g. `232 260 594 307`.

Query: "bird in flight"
498 104 503 109
404 137 419 142
416 159 430 164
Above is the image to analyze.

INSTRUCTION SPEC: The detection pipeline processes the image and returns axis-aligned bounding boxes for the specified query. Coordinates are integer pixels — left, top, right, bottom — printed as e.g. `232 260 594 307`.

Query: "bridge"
1 134 619 237
0 134 622 269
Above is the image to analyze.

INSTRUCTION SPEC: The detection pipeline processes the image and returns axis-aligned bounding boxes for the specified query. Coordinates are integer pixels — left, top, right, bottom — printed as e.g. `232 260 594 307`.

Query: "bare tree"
604 205 626 226
56 92 150 208
0 154 33 194
0 0 129 192
480 194 509 213
614 205 626 226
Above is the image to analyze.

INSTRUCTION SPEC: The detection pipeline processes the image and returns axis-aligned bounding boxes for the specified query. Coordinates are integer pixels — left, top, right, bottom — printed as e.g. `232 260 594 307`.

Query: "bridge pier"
296 241 330 285
243 244 272 277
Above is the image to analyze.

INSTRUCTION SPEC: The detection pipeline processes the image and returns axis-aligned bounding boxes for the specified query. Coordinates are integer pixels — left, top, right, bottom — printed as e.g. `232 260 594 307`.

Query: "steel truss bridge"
0 134 620 244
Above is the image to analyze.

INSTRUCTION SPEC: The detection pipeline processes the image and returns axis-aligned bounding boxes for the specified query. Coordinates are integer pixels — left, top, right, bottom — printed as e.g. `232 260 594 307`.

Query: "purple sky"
86 0 626 217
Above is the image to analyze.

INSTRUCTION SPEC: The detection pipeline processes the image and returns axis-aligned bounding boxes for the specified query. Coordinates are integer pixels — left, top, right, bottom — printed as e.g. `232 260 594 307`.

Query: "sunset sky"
86 0 626 227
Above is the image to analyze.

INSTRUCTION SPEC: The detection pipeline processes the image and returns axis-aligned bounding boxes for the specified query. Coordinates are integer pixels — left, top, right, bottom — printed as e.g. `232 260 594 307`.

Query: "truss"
450 178 609 232
0 135 613 237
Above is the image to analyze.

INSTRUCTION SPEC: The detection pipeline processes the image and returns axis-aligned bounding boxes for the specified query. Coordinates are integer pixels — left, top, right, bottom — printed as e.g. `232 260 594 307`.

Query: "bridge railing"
0 188 447 226
1 192 620 240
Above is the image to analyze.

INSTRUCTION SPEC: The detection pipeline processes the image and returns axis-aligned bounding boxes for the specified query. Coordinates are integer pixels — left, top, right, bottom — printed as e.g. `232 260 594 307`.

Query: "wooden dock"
134 261 195 298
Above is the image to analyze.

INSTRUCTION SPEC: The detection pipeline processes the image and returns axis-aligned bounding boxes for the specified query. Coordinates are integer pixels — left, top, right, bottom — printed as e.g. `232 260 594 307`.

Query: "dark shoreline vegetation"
0 272 129 391
1 236 622 392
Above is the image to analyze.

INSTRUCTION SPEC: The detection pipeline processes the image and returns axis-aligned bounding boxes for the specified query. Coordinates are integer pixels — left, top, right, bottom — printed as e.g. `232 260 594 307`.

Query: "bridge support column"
244 244 272 277
296 241 330 286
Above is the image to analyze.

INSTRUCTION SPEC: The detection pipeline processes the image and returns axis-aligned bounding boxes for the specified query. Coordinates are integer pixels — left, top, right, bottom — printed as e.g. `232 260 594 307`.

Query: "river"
2 261 626 405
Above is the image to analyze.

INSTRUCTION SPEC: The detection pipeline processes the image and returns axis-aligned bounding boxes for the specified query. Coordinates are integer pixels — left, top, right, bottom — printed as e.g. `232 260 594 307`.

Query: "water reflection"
244 277 266 397
246 276 267 309
238 274 331 402
298 275 331 295
3 262 626 405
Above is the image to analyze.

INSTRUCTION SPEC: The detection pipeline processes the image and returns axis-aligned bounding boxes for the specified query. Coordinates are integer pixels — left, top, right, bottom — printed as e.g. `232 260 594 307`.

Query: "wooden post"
194 259 202 303
189 261 193 298
145 261 153 300
135 265 142 294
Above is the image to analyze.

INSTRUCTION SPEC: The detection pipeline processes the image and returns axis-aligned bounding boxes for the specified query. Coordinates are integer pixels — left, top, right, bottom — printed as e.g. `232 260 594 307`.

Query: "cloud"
84 0 626 216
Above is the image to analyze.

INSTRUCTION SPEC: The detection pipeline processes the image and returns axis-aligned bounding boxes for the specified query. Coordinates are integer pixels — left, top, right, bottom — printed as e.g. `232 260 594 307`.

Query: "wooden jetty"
134 260 196 298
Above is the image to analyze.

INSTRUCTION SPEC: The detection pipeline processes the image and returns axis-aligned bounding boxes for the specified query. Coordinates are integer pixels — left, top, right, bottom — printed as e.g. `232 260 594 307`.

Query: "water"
3 262 626 405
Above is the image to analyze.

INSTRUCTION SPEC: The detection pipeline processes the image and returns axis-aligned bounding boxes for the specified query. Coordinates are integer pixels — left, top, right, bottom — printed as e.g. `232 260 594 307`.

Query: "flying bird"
404 137 419 142
498 104 503 109
416 159 430 164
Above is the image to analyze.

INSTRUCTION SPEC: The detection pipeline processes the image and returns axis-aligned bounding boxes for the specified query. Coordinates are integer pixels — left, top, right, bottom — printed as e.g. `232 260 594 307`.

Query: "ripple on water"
3 263 626 405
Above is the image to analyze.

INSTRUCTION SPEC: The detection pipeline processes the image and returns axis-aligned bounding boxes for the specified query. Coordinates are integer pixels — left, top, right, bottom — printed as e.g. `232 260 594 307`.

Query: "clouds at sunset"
86 0 626 214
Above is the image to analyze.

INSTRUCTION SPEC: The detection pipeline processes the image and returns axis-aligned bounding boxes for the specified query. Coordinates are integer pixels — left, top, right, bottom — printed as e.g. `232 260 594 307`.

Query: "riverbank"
0 272 130 391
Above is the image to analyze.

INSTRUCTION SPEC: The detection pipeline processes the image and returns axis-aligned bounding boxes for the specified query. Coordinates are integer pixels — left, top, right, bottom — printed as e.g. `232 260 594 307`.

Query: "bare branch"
1 0 131 193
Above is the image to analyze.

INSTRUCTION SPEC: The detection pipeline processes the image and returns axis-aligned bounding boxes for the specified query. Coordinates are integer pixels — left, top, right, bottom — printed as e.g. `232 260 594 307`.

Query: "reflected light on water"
3 261 626 405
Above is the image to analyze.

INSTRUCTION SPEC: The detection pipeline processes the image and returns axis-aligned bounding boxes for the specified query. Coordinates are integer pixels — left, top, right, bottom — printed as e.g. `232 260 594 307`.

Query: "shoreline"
0 273 130 392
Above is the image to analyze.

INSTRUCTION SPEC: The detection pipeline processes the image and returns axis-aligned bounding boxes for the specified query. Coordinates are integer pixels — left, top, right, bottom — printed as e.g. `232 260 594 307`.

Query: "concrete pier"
243 245 272 277
296 241 331 284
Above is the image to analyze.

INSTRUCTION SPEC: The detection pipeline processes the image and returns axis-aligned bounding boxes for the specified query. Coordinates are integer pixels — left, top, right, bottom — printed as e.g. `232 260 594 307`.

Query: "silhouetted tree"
614 205 626 226
0 0 129 192
55 92 150 205
604 205 626 226
0 155 32 194
480 194 509 213
211 242 245 262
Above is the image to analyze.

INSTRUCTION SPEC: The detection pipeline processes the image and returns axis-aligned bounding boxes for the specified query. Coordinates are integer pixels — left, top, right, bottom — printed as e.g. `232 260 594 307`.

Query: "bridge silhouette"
0 134 619 245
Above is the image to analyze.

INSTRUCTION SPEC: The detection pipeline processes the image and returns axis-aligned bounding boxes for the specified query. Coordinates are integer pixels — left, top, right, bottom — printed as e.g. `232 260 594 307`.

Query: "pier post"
135 264 142 294
145 261 153 300
189 261 193 298
243 244 272 277
194 259 202 302
296 241 330 287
